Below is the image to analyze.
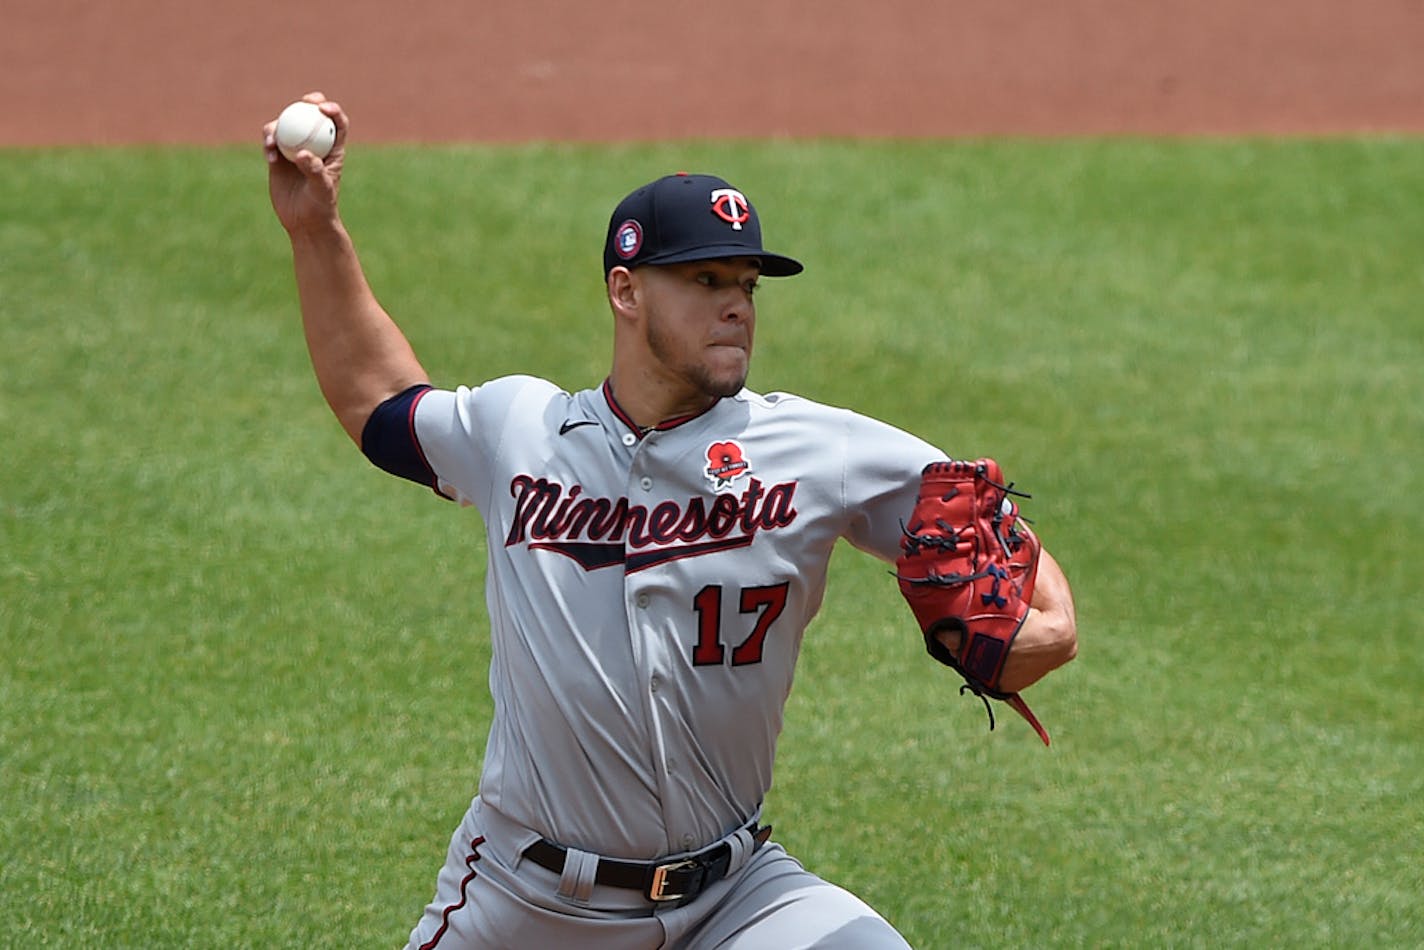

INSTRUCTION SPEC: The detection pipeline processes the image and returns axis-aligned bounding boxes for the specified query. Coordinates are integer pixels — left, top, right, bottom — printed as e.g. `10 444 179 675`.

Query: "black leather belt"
523 822 771 904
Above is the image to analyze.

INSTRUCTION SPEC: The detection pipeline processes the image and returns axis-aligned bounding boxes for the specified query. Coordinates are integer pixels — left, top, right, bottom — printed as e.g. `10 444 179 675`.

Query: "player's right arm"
264 93 430 446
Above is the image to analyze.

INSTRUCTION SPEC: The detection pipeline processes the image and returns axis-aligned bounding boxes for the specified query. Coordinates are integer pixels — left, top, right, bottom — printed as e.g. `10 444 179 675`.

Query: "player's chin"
707 378 746 399
702 353 750 397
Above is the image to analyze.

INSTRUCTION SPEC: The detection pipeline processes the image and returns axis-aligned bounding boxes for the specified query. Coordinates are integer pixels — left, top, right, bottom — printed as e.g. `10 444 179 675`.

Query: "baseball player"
263 93 1077 949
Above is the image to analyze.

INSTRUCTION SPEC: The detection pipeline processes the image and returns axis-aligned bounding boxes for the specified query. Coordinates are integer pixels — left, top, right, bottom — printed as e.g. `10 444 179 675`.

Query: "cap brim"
639 246 804 277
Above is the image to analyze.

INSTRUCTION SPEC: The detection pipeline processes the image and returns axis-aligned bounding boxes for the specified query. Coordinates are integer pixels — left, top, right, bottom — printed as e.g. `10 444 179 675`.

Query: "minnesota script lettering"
505 475 799 571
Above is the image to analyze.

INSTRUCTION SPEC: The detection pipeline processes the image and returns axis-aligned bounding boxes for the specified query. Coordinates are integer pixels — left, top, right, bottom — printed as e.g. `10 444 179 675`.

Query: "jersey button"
649 675 661 692
636 593 650 608
639 477 653 491
622 433 637 446
681 834 696 850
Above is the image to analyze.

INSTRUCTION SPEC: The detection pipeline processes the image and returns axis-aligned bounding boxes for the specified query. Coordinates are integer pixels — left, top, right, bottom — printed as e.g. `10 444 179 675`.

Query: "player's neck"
605 369 719 431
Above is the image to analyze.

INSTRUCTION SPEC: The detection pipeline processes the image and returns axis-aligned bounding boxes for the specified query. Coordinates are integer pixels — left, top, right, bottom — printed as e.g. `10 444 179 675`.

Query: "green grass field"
3 138 1421 947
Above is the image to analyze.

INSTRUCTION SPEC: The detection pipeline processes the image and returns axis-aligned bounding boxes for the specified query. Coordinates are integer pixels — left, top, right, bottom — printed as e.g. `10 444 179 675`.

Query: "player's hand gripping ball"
274 101 336 163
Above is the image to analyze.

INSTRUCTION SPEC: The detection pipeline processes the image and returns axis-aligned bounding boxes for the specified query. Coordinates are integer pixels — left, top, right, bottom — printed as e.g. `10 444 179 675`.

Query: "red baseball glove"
896 459 1050 745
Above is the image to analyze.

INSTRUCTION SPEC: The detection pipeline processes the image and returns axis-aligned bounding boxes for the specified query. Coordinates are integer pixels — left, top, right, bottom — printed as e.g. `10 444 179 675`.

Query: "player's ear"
607 266 638 319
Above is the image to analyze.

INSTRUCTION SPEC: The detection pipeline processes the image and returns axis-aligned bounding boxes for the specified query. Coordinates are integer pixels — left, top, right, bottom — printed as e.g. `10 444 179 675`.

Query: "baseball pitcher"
264 93 1078 950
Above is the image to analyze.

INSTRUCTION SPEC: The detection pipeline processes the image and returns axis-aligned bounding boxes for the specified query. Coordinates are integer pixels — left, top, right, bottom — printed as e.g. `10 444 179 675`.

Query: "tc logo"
710 188 750 231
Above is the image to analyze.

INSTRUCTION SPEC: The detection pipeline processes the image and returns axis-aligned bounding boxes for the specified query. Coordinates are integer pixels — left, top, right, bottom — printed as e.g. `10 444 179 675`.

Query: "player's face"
638 258 761 400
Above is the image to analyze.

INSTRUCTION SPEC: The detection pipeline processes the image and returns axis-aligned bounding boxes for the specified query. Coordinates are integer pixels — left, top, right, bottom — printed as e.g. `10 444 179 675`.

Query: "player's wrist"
932 625 964 655
285 213 350 247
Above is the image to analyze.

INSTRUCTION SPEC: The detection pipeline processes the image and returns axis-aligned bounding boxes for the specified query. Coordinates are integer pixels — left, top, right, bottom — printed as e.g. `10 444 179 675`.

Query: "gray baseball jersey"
410 375 944 860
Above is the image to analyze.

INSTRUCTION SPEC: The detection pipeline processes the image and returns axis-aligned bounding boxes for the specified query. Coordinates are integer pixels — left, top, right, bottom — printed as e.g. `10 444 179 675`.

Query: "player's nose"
720 293 754 323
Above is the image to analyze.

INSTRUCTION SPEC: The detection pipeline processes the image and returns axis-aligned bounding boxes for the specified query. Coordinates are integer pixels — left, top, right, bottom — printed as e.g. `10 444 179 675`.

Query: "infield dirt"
3 0 1420 145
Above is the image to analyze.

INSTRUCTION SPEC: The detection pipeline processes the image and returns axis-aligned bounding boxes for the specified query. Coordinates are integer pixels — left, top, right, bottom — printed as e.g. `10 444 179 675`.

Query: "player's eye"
692 270 757 295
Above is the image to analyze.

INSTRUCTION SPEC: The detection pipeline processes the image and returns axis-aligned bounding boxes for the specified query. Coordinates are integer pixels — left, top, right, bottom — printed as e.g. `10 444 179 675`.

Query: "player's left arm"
833 410 1078 691
993 546 1077 693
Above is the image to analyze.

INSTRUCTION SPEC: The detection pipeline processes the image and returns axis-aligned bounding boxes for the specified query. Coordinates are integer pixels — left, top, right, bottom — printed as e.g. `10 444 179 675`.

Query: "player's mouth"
707 342 750 366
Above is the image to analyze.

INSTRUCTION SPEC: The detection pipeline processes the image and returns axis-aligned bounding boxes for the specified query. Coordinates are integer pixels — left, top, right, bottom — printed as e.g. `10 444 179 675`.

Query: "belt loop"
556 847 599 905
723 827 755 876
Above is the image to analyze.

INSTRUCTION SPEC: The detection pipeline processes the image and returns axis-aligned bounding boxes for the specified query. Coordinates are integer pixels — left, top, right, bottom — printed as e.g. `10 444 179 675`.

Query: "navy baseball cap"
603 173 804 278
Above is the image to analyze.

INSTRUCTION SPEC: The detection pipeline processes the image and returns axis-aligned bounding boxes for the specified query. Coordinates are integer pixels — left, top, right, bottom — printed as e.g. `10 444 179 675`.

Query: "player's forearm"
999 549 1078 692
288 220 430 444
999 607 1076 692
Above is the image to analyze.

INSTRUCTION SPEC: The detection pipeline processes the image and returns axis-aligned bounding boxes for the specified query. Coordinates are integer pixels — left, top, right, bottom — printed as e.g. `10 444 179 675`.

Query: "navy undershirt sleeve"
360 384 439 490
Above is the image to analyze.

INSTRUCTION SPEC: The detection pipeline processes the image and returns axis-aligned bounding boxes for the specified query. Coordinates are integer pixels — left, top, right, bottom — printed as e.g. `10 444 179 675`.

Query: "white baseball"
274 101 336 163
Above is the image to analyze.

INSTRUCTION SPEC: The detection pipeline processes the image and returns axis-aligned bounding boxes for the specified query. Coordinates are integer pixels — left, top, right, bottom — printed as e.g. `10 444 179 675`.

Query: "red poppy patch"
705 440 751 490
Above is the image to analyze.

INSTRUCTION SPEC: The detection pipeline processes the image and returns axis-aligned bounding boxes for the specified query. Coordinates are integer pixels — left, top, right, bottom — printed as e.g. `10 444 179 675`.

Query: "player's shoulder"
735 387 942 457
735 388 862 424
738 388 828 413
445 374 569 410
472 373 566 398
420 374 572 439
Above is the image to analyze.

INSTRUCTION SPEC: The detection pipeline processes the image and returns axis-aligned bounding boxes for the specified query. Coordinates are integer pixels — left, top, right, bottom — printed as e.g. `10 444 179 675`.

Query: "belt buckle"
647 858 700 902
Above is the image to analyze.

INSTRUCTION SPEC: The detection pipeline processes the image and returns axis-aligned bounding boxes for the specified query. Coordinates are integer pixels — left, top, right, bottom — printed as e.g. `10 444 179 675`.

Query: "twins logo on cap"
710 188 750 231
705 440 752 490
614 219 643 260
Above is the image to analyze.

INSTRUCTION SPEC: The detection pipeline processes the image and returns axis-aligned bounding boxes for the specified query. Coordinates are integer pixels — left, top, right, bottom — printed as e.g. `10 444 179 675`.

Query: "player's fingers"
296 149 328 178
301 151 344 206
261 120 281 164
316 99 349 150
